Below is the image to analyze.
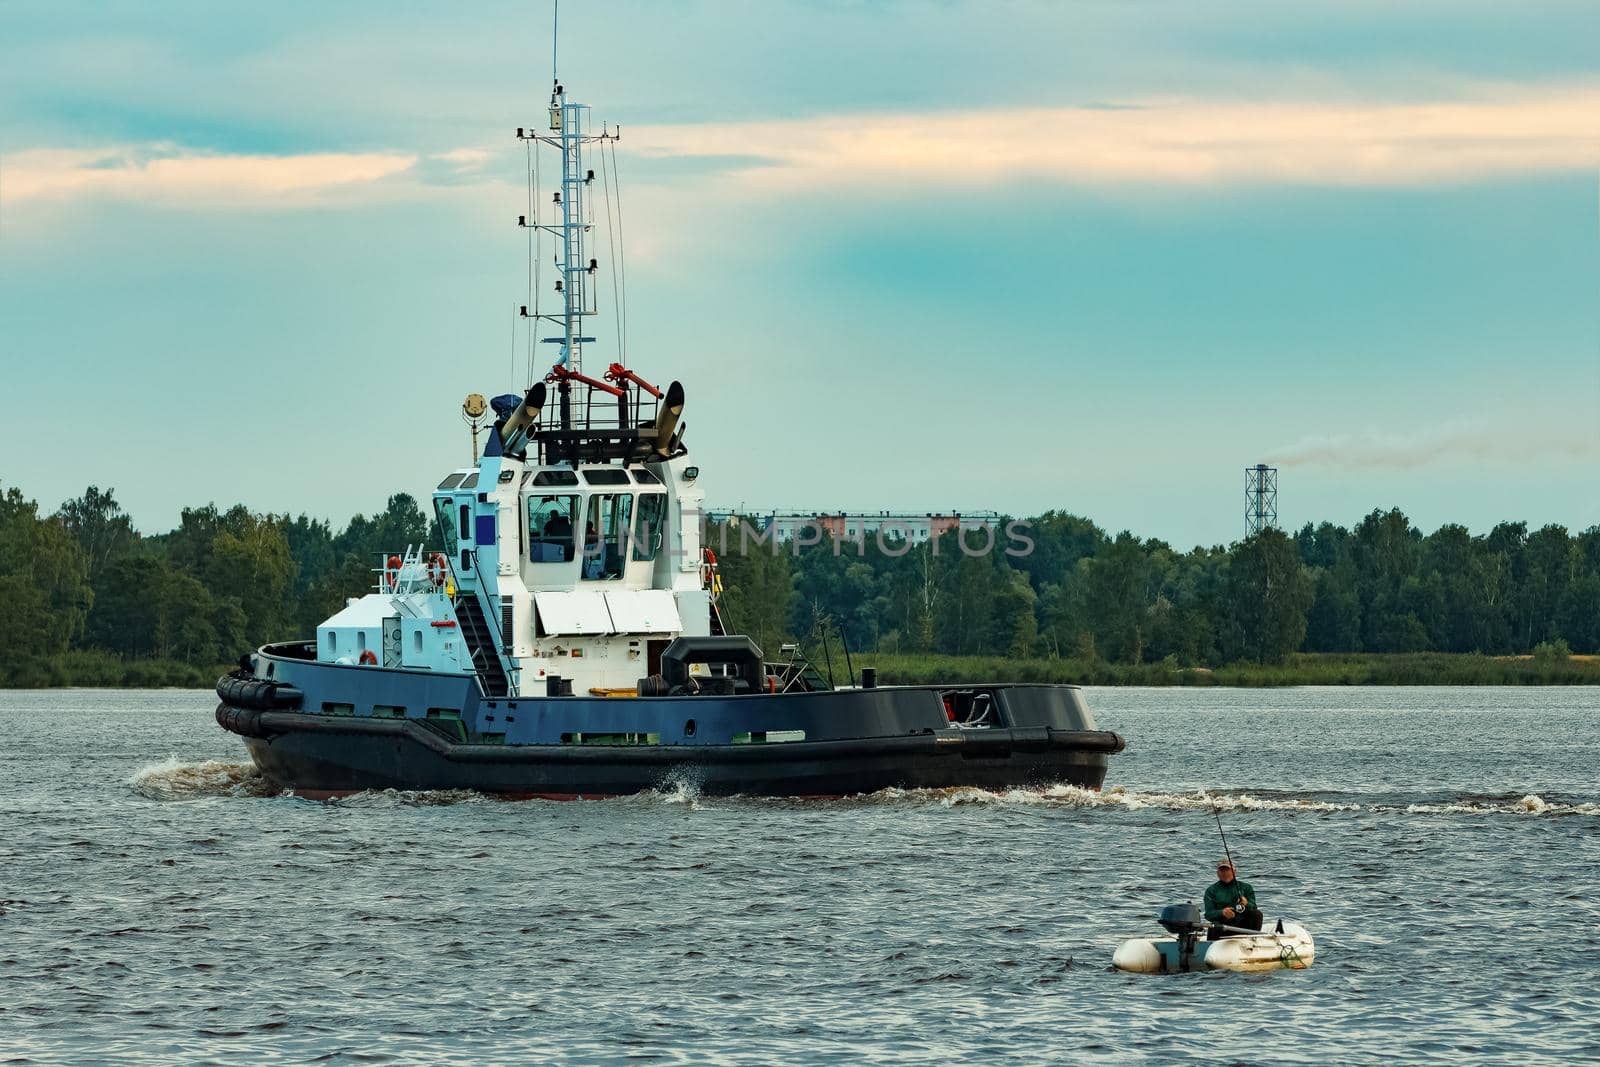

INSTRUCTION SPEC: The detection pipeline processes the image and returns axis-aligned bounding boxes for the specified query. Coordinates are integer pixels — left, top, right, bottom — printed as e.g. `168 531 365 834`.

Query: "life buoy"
427 553 447 587
766 675 777 693
385 554 403 591
359 649 378 666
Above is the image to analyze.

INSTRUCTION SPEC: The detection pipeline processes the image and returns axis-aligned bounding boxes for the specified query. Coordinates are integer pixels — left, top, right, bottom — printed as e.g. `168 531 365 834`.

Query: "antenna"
1244 463 1278 537
515 46 620 438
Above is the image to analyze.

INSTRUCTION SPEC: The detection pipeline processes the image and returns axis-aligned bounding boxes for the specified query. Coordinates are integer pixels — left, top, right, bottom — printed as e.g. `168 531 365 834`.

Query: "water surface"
1 686 1595 1064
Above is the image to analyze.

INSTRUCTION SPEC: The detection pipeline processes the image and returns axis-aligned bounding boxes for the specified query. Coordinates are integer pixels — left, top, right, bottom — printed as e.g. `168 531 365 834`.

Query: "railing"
372 545 446 595
533 381 665 466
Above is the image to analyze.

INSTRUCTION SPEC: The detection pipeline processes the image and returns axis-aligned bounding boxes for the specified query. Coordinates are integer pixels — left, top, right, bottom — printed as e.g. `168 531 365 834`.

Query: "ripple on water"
5 687 1589 1065
126 759 1600 819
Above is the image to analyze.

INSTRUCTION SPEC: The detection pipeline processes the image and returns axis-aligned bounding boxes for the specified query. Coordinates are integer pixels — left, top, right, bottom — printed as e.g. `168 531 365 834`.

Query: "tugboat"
214 69 1125 799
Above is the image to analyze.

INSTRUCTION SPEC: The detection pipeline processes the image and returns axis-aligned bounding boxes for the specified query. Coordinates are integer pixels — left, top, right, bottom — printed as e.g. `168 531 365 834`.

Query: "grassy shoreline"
0 650 234 689
4 650 1598 689
864 652 1600 687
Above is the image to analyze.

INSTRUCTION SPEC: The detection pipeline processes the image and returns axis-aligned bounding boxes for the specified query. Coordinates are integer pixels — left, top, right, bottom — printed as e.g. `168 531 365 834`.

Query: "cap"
1216 858 1234 869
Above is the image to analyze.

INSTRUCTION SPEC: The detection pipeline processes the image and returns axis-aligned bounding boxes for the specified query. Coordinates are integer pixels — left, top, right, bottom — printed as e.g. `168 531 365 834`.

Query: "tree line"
0 483 432 684
714 510 1599 667
0 480 1594 685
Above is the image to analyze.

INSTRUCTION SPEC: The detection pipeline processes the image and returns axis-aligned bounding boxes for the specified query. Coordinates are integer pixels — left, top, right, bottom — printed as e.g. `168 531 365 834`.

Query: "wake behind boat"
213 64 1124 799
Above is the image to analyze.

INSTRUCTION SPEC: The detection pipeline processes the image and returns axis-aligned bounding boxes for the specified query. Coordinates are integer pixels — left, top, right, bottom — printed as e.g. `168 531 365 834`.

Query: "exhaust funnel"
653 380 685 457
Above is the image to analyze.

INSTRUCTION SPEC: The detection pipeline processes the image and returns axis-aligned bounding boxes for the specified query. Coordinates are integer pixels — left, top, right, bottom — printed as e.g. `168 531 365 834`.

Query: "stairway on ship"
453 595 510 697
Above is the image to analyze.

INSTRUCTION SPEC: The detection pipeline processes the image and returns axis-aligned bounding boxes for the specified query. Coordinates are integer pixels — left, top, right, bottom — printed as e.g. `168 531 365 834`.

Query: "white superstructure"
318 70 711 699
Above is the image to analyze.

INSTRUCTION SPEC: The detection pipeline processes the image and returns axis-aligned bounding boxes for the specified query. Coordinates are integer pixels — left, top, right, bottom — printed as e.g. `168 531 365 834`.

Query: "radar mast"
517 74 619 434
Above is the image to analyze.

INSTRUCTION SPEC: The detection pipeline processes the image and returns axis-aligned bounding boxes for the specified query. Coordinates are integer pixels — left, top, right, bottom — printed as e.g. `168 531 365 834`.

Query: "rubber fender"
637 674 669 697
214 671 303 710
215 672 262 707
215 702 273 739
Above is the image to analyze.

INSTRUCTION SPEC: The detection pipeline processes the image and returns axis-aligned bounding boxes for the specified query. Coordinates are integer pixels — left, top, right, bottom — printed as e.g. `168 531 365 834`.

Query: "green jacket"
1203 878 1257 923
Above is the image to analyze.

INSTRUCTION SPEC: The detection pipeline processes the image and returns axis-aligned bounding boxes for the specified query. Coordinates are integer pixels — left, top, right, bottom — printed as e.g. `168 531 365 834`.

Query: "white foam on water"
848 784 1596 818
895 784 1360 813
1091 786 1362 814
129 757 277 800
632 776 707 809
126 760 1598 817
1400 793 1599 817
328 787 487 808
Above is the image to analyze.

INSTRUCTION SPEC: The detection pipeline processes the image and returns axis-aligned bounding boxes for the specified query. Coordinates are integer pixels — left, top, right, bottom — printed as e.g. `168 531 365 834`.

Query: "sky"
1 0 1597 548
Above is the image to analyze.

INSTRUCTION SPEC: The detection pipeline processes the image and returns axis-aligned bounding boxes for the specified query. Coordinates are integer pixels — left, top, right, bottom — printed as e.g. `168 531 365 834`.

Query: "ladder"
453 595 511 697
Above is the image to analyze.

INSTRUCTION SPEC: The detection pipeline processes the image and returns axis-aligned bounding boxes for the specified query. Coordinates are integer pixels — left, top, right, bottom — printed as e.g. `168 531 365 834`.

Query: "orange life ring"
428 552 447 586
359 649 378 666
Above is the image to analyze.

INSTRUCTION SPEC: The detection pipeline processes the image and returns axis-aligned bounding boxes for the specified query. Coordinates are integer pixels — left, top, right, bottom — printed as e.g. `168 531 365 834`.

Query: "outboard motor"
1157 903 1205 935
1158 903 1207 973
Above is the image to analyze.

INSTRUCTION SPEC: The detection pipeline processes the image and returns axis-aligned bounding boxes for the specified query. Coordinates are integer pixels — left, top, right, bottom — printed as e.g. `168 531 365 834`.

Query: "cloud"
431 147 492 167
1266 422 1600 470
624 82 1600 190
9 79 1596 214
4 145 419 206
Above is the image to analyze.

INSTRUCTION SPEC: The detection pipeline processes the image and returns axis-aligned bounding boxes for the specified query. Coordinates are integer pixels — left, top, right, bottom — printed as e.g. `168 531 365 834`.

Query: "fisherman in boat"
1204 858 1262 939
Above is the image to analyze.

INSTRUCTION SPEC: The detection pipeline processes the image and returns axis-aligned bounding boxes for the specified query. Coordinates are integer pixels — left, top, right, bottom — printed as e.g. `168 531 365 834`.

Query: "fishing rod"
1210 797 1236 872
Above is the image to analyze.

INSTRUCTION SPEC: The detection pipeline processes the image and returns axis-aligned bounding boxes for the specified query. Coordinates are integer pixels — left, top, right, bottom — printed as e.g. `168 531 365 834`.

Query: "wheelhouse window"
582 493 632 580
434 498 459 556
528 494 579 563
633 493 668 562
533 470 579 487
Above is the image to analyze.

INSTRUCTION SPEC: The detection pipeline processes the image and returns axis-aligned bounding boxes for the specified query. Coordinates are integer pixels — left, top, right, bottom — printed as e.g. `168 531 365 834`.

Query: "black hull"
237 710 1122 799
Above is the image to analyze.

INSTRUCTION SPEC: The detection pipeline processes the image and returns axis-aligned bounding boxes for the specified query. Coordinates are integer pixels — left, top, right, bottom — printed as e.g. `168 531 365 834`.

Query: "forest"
0 481 1596 686
712 509 1599 683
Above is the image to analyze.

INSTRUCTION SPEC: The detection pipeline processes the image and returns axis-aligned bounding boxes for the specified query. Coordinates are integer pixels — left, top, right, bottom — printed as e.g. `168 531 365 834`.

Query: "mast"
517 72 616 439
513 21 665 469
515 64 614 390
550 79 592 376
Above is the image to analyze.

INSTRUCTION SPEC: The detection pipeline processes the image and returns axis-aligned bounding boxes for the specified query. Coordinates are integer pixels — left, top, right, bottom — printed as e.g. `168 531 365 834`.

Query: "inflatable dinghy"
1113 903 1314 974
